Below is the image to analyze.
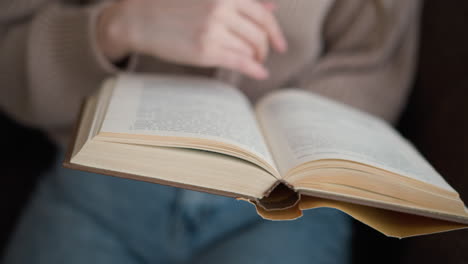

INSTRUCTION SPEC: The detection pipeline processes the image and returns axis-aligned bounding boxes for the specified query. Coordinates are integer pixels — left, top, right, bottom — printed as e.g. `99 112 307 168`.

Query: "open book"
65 74 468 238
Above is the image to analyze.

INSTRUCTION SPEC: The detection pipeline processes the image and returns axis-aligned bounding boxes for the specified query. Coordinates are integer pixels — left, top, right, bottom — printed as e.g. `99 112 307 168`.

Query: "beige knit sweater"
0 0 421 145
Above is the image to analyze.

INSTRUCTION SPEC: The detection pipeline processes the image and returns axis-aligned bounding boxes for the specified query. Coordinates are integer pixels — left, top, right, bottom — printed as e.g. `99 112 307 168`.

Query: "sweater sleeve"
297 0 422 124
0 1 134 134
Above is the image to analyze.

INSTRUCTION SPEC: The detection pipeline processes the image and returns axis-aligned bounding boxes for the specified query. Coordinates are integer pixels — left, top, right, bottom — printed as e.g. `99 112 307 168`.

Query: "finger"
225 11 269 62
261 2 277 12
217 25 255 58
237 0 287 53
208 46 269 80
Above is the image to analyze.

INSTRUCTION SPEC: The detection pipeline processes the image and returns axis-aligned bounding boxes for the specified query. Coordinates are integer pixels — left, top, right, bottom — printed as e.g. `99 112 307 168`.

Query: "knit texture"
0 0 421 145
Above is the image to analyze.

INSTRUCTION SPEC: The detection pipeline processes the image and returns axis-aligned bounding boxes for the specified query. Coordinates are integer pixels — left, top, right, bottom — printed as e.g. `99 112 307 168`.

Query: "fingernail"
263 2 277 12
277 39 287 53
257 68 269 80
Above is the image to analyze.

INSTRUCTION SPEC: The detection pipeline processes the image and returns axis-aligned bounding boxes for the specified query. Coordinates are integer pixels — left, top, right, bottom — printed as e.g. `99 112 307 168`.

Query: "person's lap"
3 155 352 264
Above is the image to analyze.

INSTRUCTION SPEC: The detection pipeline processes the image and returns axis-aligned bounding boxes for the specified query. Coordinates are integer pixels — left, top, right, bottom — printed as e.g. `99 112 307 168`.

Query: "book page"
100 74 276 169
256 89 455 192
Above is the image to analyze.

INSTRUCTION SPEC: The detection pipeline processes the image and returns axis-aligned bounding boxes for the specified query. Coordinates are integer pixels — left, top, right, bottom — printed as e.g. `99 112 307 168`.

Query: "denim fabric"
3 154 352 264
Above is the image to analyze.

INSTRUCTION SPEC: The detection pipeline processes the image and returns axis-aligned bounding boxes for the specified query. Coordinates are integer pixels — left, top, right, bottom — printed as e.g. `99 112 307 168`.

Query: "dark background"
352 1 468 263
1 1 467 263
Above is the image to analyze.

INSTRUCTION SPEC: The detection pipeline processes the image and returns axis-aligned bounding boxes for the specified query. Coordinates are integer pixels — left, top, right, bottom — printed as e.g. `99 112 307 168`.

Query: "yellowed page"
100 74 276 170
72 141 277 199
256 89 455 192
253 196 467 238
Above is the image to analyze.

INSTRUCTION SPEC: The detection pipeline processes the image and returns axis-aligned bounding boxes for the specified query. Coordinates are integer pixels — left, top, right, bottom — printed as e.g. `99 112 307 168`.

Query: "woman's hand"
97 0 287 80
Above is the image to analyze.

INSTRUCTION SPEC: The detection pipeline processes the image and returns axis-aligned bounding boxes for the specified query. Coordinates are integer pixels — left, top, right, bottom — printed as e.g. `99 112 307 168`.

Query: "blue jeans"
3 153 352 264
